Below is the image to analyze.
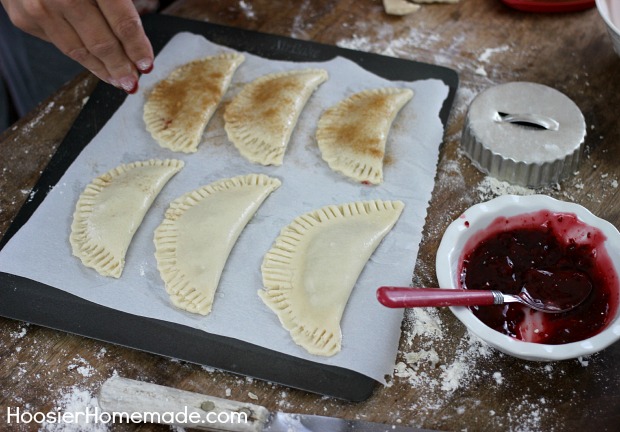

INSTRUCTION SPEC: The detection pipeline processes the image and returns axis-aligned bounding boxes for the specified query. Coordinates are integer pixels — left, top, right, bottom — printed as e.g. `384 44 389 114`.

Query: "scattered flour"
406 307 444 342
505 397 551 432
10 324 29 339
404 348 440 367
478 45 511 63
394 305 555 431
451 86 478 121
336 25 470 73
30 102 56 129
75 365 95 378
68 356 95 378
238 0 256 19
336 35 379 53
40 386 108 432
475 66 488 76
439 331 493 392
397 307 496 393
476 176 537 200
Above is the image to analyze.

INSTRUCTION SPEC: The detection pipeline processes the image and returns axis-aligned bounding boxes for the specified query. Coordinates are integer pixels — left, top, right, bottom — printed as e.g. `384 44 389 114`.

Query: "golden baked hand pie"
154 174 281 315
70 159 184 278
144 53 245 153
224 69 328 165
259 200 404 356
316 87 413 184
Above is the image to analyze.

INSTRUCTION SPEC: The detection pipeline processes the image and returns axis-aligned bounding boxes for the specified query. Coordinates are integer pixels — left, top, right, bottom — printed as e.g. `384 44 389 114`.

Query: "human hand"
1 0 154 94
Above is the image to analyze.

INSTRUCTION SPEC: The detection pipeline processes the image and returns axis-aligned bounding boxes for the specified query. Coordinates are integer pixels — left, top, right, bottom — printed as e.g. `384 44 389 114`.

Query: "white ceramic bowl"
436 194 620 361
596 0 620 56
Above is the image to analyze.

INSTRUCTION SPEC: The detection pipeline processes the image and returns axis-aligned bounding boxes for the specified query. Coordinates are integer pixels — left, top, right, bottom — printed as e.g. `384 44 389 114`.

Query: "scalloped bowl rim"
436 194 620 361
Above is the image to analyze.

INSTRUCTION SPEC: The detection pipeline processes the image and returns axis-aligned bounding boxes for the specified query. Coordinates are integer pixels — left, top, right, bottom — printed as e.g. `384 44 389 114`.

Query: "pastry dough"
154 174 281 315
383 0 421 15
224 69 328 165
144 53 245 153
70 159 184 278
412 0 460 3
259 200 404 356
316 87 413 184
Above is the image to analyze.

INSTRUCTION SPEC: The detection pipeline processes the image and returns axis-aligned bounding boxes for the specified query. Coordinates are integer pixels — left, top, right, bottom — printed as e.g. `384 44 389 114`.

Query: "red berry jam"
459 210 619 344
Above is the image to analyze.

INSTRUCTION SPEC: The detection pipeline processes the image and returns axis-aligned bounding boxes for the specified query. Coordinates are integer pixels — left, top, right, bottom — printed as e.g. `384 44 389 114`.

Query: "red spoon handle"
377 286 499 308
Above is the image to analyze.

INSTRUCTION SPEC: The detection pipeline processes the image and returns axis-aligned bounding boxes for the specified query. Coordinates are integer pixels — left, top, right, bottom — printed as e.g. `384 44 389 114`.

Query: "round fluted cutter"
461 82 586 187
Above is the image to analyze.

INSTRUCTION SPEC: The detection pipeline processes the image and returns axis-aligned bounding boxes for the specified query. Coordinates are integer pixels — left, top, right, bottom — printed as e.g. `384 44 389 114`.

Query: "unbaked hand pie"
224 69 328 165
259 199 404 356
144 53 245 153
154 174 281 315
316 87 413 185
70 159 184 278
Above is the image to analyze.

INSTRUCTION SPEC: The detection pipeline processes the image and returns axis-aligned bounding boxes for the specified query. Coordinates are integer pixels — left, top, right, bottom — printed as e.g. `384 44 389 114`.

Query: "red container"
501 0 595 13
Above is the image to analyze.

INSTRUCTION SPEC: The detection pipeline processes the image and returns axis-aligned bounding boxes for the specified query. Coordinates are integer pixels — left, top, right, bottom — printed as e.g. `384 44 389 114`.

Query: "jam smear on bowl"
459 210 619 344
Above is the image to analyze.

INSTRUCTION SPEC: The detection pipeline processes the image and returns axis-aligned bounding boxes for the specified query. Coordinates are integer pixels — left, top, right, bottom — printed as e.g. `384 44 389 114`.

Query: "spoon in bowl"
377 269 593 313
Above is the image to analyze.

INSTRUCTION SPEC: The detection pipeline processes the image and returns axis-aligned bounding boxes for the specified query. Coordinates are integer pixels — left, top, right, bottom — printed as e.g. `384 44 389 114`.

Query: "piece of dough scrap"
259 200 404 356
383 0 421 15
224 69 328 166
70 159 184 278
144 52 245 153
154 174 281 315
383 0 459 15
316 87 413 185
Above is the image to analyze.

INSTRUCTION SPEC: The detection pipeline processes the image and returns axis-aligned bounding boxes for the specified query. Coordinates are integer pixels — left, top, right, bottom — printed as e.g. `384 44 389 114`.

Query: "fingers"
63 1 140 92
2 0 154 94
45 16 112 85
97 0 154 74
1 0 50 41
2 0 111 81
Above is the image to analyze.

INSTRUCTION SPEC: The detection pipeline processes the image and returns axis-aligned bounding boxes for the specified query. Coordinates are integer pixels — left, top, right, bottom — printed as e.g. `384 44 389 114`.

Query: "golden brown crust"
224 69 328 165
144 53 245 153
316 87 413 184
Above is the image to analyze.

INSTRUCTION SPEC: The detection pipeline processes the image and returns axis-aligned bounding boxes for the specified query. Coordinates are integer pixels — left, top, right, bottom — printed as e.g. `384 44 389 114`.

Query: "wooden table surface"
1 1 619 431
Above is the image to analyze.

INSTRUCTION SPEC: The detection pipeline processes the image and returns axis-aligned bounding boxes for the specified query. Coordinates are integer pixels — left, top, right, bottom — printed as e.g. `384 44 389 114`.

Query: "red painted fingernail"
137 58 153 73
119 76 138 94
126 81 139 94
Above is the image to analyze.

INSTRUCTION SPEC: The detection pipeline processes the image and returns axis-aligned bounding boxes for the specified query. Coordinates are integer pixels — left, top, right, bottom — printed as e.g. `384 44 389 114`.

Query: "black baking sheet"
0 14 458 401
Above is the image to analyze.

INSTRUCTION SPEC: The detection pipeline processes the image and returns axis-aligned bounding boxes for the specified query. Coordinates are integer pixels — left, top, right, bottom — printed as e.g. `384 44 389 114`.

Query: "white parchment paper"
0 33 449 384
